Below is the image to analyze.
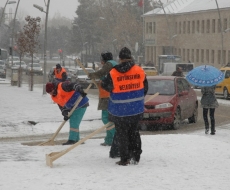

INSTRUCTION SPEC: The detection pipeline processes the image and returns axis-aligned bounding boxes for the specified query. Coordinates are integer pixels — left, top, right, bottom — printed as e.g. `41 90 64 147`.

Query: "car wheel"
172 108 181 130
223 88 229 100
188 104 198 123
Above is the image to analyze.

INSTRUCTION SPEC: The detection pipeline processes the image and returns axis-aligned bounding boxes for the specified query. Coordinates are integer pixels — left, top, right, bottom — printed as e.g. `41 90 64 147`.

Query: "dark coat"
101 59 148 123
88 61 115 110
200 86 219 108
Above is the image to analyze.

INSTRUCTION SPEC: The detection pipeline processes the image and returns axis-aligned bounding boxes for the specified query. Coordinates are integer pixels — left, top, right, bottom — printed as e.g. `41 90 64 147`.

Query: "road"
5 64 230 138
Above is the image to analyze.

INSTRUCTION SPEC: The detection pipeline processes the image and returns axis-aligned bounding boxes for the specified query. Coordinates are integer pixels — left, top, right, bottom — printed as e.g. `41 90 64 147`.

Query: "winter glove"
74 84 87 97
62 109 69 121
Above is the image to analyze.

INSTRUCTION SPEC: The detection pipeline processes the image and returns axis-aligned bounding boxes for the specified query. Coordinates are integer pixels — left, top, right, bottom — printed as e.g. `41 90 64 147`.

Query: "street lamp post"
33 0 50 95
0 0 16 27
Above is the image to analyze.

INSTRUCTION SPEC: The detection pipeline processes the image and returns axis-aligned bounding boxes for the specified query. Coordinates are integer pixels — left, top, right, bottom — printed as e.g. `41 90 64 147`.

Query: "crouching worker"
46 81 89 145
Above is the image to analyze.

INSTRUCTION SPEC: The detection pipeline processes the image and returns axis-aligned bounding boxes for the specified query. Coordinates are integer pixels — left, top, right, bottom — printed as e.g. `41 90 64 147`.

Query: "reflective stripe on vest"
51 83 89 109
54 68 66 80
108 65 145 117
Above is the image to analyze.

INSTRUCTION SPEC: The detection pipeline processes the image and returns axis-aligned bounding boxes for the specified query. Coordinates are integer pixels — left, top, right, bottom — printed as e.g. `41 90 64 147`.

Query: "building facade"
143 0 230 70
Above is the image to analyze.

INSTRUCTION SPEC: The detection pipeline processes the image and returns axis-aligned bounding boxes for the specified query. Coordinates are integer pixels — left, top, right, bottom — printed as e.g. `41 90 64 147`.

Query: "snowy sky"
0 79 230 190
0 0 79 20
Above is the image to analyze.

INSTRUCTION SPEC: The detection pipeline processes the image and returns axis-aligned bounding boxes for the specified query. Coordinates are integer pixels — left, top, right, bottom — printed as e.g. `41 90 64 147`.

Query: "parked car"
48 66 77 82
8 56 20 68
139 76 198 130
141 66 158 76
25 63 43 75
0 65 6 78
215 66 230 99
0 60 6 70
23 54 40 64
11 61 27 70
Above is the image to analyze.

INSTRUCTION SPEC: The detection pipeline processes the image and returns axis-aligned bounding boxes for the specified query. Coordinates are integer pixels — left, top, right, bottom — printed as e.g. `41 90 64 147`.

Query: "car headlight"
155 103 173 109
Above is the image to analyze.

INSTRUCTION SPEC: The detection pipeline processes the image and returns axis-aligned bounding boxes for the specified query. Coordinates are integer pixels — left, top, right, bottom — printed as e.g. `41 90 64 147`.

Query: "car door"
176 78 190 119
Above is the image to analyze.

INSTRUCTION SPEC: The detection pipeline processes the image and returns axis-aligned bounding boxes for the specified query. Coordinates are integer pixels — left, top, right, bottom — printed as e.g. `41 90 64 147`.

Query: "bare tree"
23 16 41 91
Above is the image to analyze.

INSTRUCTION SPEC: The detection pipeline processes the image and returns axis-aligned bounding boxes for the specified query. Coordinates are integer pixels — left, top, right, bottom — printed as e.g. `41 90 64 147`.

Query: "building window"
223 18 227 31
178 48 181 57
218 50 221 64
187 21 190 34
153 22 156 33
197 20 200 33
148 22 153 34
175 22 177 34
192 21 195 33
183 21 186 34
196 49 199 62
187 49 190 62
218 19 221 33
207 19 210 33
191 49 194 62
211 50 215 64
228 50 230 63
201 20 205 33
212 19 215 33
223 50 226 65
179 22 181 34
201 49 204 63
206 49 209 63
183 49 185 61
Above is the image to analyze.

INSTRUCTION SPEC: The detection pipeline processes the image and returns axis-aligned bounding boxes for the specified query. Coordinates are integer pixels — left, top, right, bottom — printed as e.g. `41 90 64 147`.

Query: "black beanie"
56 64 61 69
119 47 131 59
101 51 113 62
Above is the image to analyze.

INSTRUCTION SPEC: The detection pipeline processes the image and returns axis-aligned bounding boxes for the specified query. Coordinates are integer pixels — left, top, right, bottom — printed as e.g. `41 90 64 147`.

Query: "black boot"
62 140 76 145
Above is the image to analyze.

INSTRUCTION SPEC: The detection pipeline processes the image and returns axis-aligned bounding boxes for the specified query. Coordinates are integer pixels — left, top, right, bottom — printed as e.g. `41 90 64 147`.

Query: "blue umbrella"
186 65 224 87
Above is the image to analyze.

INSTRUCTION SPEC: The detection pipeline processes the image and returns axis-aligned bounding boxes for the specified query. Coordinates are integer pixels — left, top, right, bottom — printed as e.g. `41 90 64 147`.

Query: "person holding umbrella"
186 65 224 135
200 86 219 135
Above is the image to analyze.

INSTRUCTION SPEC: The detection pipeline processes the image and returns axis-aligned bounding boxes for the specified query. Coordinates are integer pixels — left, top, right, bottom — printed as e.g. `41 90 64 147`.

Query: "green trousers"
101 110 115 145
68 107 87 141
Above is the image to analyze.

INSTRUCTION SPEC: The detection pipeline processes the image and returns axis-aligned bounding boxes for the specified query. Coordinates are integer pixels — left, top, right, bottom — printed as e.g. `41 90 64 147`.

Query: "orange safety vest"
54 68 66 80
110 65 145 93
98 81 110 98
51 83 75 107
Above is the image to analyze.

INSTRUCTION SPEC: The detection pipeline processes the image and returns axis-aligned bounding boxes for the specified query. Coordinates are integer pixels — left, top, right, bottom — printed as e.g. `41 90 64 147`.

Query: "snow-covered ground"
0 78 230 190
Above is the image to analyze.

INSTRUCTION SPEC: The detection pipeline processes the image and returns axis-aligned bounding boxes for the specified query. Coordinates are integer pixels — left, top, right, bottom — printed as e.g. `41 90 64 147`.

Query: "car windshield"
147 79 175 95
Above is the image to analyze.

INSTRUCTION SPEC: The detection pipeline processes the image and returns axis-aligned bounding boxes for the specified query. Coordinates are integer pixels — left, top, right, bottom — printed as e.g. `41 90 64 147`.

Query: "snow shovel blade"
46 122 113 168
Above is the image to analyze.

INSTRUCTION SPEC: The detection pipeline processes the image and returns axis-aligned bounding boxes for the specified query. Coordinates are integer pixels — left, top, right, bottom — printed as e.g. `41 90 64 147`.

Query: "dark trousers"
203 108 215 132
114 120 142 162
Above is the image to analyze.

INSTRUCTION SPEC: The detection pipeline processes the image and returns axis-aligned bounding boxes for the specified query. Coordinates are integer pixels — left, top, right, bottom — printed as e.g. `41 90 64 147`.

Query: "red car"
139 76 198 130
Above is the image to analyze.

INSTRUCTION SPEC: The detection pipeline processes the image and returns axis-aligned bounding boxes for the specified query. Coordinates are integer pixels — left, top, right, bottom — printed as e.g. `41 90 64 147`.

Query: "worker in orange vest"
51 64 67 82
46 81 88 145
88 52 117 147
101 47 148 166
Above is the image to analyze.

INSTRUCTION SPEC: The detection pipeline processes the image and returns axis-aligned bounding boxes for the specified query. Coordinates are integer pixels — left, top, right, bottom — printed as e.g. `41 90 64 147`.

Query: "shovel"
46 122 113 167
38 83 92 146
45 92 159 167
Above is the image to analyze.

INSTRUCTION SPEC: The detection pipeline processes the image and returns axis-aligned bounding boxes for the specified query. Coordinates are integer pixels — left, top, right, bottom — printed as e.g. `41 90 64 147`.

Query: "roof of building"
144 0 230 17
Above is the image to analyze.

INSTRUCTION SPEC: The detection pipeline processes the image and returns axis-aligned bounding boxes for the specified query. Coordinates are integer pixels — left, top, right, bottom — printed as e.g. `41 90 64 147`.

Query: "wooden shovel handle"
75 59 98 88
